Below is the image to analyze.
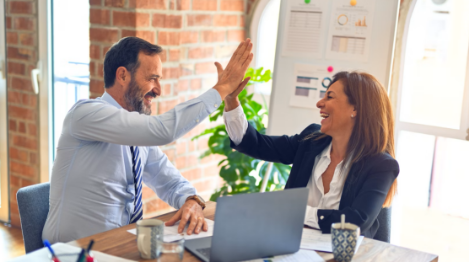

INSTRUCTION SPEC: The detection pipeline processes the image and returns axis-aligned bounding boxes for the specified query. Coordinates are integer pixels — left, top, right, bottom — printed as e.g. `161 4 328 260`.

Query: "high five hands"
213 39 253 107
165 40 253 235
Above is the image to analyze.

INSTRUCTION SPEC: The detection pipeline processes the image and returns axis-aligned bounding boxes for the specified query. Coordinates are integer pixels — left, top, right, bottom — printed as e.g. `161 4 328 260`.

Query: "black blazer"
230 123 399 238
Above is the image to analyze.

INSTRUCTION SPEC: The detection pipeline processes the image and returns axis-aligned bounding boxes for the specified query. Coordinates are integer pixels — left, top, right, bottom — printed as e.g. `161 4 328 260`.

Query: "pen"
76 248 85 262
43 240 61 262
86 239 94 253
85 239 95 262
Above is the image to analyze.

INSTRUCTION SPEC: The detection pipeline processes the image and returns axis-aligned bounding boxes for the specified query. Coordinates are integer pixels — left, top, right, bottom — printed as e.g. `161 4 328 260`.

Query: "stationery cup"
136 219 164 259
331 222 360 262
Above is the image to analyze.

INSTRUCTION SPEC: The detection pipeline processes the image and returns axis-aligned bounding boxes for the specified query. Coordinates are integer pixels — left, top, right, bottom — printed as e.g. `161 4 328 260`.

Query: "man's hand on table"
165 200 208 235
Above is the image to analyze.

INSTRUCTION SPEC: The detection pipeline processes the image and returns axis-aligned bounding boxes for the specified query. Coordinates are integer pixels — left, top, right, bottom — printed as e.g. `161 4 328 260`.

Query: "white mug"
136 219 164 259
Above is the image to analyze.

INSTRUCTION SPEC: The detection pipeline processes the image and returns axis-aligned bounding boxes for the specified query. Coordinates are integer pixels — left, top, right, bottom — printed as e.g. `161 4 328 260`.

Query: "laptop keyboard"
196 247 211 259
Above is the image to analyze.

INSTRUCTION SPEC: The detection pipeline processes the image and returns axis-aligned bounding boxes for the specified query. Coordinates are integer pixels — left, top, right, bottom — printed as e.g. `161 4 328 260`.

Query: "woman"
223 71 399 239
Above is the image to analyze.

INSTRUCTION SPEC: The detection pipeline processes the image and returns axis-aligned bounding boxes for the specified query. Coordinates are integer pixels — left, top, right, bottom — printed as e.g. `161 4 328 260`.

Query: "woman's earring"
351 114 355 118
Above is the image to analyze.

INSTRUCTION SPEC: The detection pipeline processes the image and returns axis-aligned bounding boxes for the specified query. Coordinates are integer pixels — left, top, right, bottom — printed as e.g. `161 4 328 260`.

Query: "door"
37 0 90 181
0 0 9 222
393 0 469 252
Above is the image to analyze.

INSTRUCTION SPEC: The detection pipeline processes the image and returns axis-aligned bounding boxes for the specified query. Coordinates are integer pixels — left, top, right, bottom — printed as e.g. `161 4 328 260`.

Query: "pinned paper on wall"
290 64 338 109
282 0 328 58
325 0 376 62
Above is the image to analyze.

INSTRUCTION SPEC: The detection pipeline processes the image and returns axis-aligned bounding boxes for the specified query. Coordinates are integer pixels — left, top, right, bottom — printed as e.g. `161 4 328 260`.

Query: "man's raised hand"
212 39 253 100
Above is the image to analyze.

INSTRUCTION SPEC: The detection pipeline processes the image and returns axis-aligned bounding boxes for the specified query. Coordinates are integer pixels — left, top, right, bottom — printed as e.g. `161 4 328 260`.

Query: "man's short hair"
103 37 163 88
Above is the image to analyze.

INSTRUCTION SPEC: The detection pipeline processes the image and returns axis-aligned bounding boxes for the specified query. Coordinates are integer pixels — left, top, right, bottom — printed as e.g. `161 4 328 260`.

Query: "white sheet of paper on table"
7 243 137 262
242 249 325 262
127 218 214 242
300 228 364 253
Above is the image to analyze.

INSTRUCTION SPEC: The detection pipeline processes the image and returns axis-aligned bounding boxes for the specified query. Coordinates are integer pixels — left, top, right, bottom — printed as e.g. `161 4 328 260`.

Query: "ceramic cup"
331 222 360 262
136 219 164 259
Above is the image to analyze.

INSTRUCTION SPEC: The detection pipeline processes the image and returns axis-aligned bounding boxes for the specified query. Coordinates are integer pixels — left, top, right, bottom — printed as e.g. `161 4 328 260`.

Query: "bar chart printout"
326 0 376 61
282 0 327 58
290 64 336 109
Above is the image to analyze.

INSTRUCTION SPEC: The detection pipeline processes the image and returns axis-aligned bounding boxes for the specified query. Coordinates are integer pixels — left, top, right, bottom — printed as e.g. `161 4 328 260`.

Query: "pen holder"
331 222 360 262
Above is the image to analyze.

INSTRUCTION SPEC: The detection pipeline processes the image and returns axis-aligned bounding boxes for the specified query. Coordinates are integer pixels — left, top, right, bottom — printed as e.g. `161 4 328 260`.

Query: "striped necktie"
130 146 143 223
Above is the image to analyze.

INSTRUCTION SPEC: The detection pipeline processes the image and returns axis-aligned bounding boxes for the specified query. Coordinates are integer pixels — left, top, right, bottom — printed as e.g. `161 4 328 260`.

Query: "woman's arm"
316 157 399 234
224 104 320 165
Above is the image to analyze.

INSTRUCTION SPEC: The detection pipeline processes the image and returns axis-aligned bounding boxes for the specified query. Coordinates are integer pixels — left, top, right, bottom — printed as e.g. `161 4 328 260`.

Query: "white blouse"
223 105 348 229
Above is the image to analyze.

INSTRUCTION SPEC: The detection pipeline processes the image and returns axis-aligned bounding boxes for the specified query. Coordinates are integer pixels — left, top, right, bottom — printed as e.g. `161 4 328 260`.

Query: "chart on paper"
325 0 376 61
282 0 328 58
331 36 366 54
285 11 322 54
290 64 339 109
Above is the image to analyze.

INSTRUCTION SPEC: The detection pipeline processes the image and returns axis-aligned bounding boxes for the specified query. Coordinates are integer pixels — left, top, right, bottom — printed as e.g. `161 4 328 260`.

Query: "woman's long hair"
312 71 396 207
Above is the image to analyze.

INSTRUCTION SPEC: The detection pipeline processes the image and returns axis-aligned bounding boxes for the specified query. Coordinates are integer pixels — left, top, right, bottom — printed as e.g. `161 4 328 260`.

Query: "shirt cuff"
178 194 193 209
304 206 320 229
199 89 222 114
223 104 248 146
223 104 245 120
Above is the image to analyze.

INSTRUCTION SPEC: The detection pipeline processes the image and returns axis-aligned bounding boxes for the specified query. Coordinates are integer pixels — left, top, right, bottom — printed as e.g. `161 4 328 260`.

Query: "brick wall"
89 0 256 218
5 0 39 227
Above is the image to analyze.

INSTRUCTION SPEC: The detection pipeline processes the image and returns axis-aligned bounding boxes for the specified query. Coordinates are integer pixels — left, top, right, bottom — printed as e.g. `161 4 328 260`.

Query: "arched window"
249 0 281 96
392 0 469 259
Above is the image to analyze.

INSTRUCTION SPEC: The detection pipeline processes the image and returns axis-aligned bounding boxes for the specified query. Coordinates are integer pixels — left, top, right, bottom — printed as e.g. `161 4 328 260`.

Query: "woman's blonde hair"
312 71 396 207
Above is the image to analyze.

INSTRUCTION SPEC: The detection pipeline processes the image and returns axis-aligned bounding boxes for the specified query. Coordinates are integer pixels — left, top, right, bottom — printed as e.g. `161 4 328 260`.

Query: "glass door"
0 0 9 222
38 0 90 181
392 0 469 258
51 0 90 159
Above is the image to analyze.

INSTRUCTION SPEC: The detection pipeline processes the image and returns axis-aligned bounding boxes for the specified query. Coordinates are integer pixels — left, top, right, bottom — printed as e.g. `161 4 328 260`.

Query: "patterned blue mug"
331 222 360 262
137 219 164 259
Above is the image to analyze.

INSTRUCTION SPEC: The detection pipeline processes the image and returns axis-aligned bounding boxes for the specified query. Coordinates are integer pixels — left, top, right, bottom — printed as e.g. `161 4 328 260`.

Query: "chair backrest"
16 182 50 253
374 207 392 243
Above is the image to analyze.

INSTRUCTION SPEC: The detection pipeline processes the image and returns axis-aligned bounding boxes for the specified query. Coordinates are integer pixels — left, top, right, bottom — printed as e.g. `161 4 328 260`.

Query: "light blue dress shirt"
42 89 221 243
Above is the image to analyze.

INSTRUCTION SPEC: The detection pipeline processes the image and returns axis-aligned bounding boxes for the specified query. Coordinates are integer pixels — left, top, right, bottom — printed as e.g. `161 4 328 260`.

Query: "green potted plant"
193 68 292 201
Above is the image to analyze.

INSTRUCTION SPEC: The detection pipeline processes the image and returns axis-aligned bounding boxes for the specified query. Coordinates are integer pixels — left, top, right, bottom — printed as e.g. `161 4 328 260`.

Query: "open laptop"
185 188 309 262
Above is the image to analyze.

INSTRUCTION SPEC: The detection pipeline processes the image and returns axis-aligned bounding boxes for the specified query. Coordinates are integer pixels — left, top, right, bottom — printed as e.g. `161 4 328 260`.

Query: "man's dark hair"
103 37 163 88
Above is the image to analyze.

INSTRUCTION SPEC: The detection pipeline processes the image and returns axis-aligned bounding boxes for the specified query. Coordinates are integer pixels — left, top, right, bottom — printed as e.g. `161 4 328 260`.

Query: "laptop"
185 188 309 262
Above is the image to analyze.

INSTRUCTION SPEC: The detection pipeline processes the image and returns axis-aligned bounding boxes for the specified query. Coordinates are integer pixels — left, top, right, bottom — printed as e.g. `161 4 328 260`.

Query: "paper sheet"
290 64 339 109
300 228 364 253
127 218 214 242
7 243 136 262
281 0 328 58
243 249 325 262
325 0 376 62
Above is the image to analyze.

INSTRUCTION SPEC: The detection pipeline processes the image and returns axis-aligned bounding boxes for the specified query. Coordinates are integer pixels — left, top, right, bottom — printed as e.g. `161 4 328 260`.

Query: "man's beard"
124 78 154 115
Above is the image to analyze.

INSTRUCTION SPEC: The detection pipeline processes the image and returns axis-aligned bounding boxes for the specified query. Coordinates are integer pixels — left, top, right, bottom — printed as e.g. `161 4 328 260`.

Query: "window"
393 0 469 260
38 1 90 179
249 0 281 96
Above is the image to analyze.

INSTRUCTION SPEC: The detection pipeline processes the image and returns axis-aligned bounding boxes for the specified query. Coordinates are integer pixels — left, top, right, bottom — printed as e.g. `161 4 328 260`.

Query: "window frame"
0 0 9 222
38 0 53 183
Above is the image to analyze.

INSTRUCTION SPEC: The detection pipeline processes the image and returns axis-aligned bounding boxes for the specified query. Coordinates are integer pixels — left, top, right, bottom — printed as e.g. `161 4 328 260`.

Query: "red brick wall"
5 0 39 227
89 0 255 217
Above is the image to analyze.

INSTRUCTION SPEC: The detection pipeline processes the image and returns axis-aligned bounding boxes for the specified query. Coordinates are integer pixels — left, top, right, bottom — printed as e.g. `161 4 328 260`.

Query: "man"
43 36 253 243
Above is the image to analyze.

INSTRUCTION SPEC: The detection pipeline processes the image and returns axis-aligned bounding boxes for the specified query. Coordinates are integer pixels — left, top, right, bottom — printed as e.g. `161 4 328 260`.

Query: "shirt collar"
100 92 123 109
313 142 351 182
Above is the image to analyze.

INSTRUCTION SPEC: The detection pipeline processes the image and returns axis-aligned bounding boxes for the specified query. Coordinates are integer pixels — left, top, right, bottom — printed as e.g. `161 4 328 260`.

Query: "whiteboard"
268 0 399 136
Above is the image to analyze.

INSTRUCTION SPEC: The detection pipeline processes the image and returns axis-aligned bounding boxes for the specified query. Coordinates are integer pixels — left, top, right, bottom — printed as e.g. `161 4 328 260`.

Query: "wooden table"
69 202 438 262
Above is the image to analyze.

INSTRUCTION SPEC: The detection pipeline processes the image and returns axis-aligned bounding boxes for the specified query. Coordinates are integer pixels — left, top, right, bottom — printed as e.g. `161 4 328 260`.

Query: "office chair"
374 207 392 243
17 182 50 253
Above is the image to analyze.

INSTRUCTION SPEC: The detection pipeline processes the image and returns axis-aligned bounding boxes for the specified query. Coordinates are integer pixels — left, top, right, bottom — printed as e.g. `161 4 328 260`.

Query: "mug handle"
137 233 149 258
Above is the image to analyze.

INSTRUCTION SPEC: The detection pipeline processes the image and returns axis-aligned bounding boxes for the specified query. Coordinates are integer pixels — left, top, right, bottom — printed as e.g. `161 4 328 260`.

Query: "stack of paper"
127 218 214 242
243 249 325 262
300 228 364 253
